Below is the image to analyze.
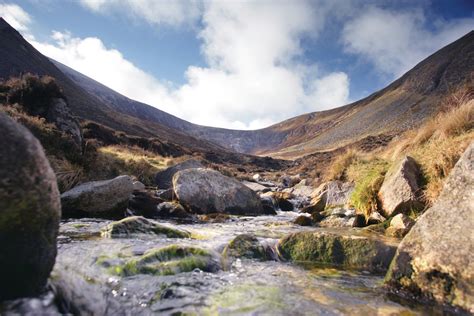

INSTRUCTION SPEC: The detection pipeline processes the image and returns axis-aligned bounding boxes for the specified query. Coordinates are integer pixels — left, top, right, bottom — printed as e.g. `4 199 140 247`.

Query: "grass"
326 148 360 181
347 159 389 218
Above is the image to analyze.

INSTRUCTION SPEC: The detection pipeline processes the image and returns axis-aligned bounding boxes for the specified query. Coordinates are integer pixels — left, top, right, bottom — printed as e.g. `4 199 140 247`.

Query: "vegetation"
326 149 360 181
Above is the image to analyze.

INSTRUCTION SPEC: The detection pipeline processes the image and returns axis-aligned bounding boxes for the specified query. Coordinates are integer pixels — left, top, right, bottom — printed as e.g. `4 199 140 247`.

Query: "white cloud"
79 0 202 28
0 3 31 32
27 1 350 129
341 6 474 77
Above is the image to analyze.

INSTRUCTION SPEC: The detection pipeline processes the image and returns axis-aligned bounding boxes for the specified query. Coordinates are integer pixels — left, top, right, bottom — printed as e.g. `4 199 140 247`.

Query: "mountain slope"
0 18 225 154
56 29 474 158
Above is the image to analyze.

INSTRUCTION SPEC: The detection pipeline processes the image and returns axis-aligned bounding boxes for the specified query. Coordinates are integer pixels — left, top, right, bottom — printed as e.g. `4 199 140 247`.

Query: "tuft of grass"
347 159 390 218
326 148 360 181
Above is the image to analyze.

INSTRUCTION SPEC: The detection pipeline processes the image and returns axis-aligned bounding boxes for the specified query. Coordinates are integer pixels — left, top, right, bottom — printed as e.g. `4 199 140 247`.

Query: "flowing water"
2 212 444 315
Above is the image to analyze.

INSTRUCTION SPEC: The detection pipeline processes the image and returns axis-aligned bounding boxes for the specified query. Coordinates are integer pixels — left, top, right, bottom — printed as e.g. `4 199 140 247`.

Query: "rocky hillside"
55 30 474 158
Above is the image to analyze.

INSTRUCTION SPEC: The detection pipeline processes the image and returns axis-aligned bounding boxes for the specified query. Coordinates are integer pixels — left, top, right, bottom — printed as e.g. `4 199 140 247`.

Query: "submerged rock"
294 215 313 226
222 234 273 262
385 143 474 312
173 168 263 215
0 113 61 300
61 175 134 218
278 231 396 273
155 159 203 189
117 245 220 276
101 216 190 238
378 156 423 217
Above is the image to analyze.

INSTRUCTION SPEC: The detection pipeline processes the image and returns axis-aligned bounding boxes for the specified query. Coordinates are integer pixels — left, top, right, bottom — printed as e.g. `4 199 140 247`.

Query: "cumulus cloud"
26 1 351 129
79 0 202 28
0 3 31 32
342 6 474 77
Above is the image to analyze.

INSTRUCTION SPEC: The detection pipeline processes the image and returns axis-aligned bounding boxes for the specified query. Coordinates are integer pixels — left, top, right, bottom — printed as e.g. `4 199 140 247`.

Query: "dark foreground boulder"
278 231 397 273
385 143 474 312
0 113 61 300
173 168 263 215
155 159 203 189
61 175 134 218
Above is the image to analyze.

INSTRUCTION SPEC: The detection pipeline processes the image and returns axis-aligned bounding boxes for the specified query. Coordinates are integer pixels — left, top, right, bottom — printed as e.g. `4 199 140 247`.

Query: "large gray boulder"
385 143 474 312
378 156 423 217
0 113 61 300
61 175 134 218
155 159 203 189
173 168 264 215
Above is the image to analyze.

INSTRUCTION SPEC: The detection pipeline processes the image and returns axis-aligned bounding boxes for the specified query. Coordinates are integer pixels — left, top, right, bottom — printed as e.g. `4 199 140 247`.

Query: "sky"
1 0 473 129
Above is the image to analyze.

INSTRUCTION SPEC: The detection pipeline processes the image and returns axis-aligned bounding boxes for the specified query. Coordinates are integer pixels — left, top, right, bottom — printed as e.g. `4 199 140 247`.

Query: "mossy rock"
101 216 190 238
115 245 219 276
222 234 272 263
277 231 396 273
293 215 312 226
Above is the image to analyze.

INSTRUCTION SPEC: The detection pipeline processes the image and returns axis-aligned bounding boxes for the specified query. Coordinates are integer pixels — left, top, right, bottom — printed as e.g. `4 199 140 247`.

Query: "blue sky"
2 0 473 129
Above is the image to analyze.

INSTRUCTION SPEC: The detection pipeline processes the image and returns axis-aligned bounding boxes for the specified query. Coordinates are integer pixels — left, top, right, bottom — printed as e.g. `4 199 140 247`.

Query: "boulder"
173 168 263 215
155 159 203 189
128 190 163 218
385 214 414 238
260 196 277 215
325 181 355 207
101 216 190 238
367 211 386 225
294 215 313 226
222 234 273 262
290 179 314 197
278 231 397 273
385 143 474 312
156 202 191 219
378 156 423 217
61 175 134 218
156 188 174 201
0 113 61 299
271 192 294 212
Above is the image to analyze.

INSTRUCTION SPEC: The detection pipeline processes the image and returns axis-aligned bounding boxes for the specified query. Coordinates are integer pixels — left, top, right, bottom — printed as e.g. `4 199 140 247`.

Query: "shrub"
326 148 360 181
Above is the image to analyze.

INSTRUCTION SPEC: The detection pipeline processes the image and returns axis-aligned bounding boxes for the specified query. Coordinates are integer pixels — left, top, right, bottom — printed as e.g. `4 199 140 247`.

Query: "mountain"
1 17 472 159
55 29 474 158
0 18 224 154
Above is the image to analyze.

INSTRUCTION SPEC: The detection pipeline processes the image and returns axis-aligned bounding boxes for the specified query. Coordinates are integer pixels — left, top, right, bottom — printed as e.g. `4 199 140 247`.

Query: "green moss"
101 216 190 238
347 159 389 219
278 231 396 273
115 245 218 276
222 234 270 262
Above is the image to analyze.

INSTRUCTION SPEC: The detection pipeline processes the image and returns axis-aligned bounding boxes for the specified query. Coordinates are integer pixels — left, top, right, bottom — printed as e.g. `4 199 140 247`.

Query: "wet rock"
378 156 423 217
278 231 397 273
325 181 355 207
155 159 203 189
101 216 190 238
302 197 325 214
318 207 360 228
156 201 191 219
367 211 386 225
311 211 325 223
173 168 263 215
385 143 474 311
222 234 272 262
260 196 277 215
385 214 414 238
353 214 367 228
0 113 61 300
128 190 163 218
271 192 294 212
61 175 134 218
118 245 220 276
294 215 312 226
132 181 145 191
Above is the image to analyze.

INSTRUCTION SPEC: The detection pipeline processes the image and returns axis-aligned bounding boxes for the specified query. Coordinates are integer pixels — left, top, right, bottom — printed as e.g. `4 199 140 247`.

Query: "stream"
3 211 443 315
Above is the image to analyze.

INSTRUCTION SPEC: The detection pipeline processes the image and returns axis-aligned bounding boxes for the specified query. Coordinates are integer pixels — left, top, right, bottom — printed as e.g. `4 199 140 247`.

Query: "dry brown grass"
325 148 361 181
